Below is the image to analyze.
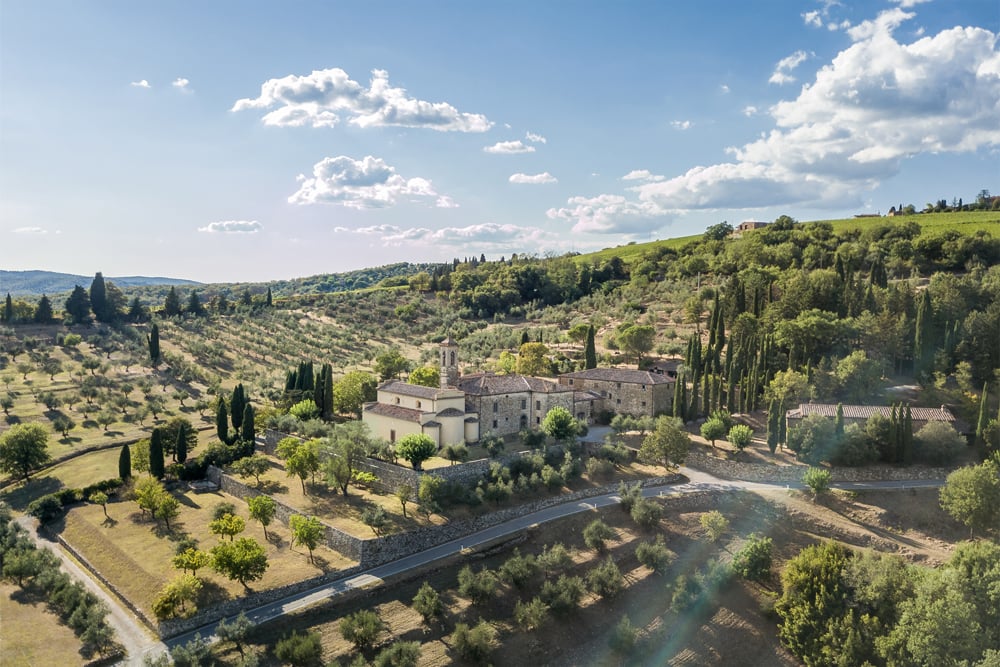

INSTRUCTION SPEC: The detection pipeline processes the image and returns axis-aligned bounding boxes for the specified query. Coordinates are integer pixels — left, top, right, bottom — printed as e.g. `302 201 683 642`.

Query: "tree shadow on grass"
197 578 233 607
2 475 63 511
103 430 125 438
257 480 288 495
59 436 83 445
10 585 49 606
5 414 21 425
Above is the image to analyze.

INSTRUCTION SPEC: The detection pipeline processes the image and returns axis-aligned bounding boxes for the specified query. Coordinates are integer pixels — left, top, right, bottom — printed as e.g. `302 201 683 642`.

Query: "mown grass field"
0 581 86 667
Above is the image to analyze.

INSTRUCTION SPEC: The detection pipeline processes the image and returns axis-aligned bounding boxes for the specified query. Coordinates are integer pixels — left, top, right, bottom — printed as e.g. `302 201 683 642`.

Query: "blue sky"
2 0 998 283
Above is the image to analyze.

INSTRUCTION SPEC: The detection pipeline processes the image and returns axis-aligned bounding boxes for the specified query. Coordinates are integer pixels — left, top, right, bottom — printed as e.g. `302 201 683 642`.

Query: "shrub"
540 575 586 615
411 582 443 624
27 494 64 523
339 609 385 651
630 497 663 530
537 542 572 575
670 573 702 612
618 480 643 513
700 510 729 542
586 457 615 479
514 597 548 631
732 534 773 582
636 536 673 574
609 615 638 655
373 641 421 667
540 464 564 490
583 519 616 552
829 424 878 467
457 565 499 605
275 630 324 666
914 421 967 465
802 467 832 496
212 501 239 522
587 556 624 598
170 634 211 667
498 549 538 589
728 424 754 452
288 399 320 421
452 620 497 663
597 442 631 466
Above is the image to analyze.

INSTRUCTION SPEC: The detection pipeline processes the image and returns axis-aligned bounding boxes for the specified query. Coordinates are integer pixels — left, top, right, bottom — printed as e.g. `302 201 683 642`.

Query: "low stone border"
685 449 952 483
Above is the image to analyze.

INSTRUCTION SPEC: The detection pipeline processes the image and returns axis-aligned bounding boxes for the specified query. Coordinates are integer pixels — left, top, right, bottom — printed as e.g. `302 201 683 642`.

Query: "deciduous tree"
639 416 690 471
0 423 51 482
211 537 268 588
395 433 436 471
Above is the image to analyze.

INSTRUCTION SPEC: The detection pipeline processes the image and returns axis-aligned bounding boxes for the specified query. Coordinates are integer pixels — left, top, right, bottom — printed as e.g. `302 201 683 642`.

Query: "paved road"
16 467 946 665
15 516 166 663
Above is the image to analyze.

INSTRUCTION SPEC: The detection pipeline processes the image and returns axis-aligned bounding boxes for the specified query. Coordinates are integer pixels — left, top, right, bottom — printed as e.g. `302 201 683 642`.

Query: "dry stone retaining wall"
685 450 952 483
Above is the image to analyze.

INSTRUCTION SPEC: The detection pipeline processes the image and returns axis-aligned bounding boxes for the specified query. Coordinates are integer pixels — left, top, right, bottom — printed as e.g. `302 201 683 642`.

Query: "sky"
1 0 998 284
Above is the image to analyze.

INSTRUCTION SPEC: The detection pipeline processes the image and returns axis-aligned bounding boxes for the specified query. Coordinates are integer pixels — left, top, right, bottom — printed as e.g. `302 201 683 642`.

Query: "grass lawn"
56 483 356 622
0 446 124 511
0 582 86 667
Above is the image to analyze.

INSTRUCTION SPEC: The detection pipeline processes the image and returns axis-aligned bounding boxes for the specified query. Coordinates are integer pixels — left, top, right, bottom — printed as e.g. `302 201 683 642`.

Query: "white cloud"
546 194 667 234
525 131 547 143
130 79 151 88
483 140 535 154
509 172 557 184
553 13 1000 226
890 0 931 7
720 84 730 93
742 105 759 117
233 68 492 132
803 11 822 27
621 170 664 182
198 220 262 233
353 222 557 250
172 77 191 91
289 155 454 209
847 8 913 41
12 226 48 234
769 50 809 84
671 120 692 130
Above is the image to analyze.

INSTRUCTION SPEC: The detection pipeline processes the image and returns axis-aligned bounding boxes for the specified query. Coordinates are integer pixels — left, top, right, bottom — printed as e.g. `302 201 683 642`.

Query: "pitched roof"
456 373 572 396
560 368 674 385
574 390 605 401
363 402 424 423
436 407 466 417
378 380 456 400
785 404 955 422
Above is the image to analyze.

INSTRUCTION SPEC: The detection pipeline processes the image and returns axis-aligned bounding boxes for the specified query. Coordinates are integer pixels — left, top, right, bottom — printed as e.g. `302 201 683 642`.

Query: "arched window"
450 351 455 365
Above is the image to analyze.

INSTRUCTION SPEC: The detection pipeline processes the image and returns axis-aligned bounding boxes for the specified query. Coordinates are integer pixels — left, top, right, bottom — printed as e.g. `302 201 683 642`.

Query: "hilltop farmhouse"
363 338 676 447
785 403 959 432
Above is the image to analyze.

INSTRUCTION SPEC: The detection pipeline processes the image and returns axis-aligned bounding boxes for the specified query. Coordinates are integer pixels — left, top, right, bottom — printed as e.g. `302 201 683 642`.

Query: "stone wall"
685 449 953 483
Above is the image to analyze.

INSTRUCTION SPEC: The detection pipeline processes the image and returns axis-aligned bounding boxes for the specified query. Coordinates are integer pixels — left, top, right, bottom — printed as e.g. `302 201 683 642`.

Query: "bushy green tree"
211 537 268 588
395 433 436 471
639 416 690 471
289 514 324 564
0 423 51 482
733 534 773 581
411 581 443 625
339 609 385 651
274 630 323 667
583 518 616 552
939 460 1000 537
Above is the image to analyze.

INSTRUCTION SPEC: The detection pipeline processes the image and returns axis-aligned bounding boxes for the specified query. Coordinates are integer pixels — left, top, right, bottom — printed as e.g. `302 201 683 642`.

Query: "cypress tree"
163 287 182 317
241 404 255 444
33 295 53 323
148 323 161 367
914 289 933 373
313 366 325 414
150 428 165 479
118 443 132 481
3 293 12 323
767 399 780 453
975 383 989 448
902 405 913 464
231 384 245 432
90 272 108 322
690 369 700 419
584 325 597 370
217 397 229 444
835 403 844 437
266 287 273 308
321 363 334 419
673 371 684 420
186 290 204 316
175 423 188 464
521 330 530 346
128 296 148 322
889 404 899 463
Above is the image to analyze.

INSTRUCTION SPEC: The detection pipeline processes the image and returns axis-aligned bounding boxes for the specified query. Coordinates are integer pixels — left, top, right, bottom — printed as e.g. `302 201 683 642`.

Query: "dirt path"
16 516 165 665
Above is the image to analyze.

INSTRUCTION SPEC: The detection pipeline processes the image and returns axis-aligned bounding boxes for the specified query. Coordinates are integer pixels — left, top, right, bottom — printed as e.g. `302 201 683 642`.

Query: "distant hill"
0 270 201 297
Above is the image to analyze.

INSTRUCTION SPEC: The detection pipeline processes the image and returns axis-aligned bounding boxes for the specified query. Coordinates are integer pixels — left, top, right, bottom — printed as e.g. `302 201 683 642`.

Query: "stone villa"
362 338 677 447
785 403 958 432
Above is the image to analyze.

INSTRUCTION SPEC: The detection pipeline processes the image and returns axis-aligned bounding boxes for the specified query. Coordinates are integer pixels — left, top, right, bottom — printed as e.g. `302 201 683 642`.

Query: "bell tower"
440 336 459 388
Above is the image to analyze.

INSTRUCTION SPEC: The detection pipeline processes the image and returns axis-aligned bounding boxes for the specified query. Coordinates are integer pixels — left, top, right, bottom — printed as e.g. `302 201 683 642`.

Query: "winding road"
16 467 946 665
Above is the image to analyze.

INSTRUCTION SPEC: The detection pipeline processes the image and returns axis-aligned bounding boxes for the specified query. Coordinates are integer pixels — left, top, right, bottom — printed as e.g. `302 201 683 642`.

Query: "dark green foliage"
0 423 51 482
163 286 182 317
216 397 229 444
373 641 421 667
147 323 160 366
149 428 165 479
64 285 91 324
732 534 773 581
802 467 831 495
231 384 246 432
498 549 539 589
3 293 12 323
583 518 616 552
275 630 324 667
584 324 597 369
241 404 255 444
630 497 663 530
118 443 131 481
411 581 443 624
586 556 624 598
457 565 499 605
339 609 385 651
939 460 1000 536
635 535 673 573
609 615 638 655
170 634 210 667
451 620 497 663
89 273 109 322
395 433 436 470
185 290 204 316
215 612 253 657
540 574 586 614
27 494 64 523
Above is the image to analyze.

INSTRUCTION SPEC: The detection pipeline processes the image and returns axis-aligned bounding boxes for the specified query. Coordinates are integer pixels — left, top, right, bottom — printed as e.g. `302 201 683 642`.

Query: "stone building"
557 368 674 418
784 403 958 433
455 373 574 437
362 381 479 446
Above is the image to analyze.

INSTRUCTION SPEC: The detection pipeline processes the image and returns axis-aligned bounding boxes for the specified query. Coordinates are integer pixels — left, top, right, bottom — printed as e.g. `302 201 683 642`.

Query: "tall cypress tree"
241 404 255 444
175 423 188 464
149 428 165 479
118 443 132 481
321 363 334 419
3 293 12 323
975 383 990 448
231 384 245 432
902 405 913 464
90 272 109 322
584 325 597 370
216 397 229 444
767 399 780 453
148 323 161 367
313 366 325 414
266 287 273 308
673 371 684 420
914 289 933 374
835 403 844 437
